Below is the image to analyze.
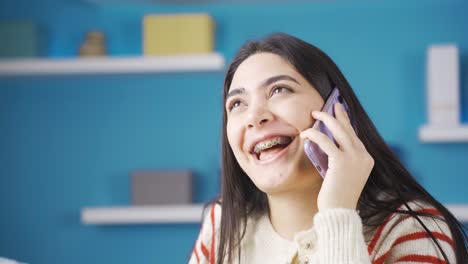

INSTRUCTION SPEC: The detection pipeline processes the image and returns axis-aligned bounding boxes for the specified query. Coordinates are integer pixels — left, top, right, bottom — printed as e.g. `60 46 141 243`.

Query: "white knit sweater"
189 201 456 264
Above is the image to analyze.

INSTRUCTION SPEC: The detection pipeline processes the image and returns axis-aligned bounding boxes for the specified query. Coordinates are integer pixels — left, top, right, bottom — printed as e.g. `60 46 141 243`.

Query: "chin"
251 162 322 195
249 166 299 194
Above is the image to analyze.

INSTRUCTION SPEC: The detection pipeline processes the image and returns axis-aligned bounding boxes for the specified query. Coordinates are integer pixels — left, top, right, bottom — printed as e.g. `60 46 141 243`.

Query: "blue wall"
1 0 467 263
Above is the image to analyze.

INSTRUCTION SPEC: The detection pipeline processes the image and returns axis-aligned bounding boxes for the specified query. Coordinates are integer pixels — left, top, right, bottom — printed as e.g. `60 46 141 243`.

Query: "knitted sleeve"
189 203 221 264
313 208 372 264
367 203 456 263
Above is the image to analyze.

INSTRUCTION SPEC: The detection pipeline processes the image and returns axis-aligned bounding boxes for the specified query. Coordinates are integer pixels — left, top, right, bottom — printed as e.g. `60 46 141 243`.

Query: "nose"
246 102 273 129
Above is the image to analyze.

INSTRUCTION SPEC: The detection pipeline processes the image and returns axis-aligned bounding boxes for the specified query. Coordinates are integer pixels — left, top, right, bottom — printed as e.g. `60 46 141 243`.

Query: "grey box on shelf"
0 22 47 58
131 170 192 205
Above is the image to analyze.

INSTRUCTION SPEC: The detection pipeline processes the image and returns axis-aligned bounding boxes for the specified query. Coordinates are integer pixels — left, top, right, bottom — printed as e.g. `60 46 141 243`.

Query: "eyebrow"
226 75 300 101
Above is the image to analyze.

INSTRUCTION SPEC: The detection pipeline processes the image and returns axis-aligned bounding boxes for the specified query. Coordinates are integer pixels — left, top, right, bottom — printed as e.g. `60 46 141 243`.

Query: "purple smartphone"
304 87 354 178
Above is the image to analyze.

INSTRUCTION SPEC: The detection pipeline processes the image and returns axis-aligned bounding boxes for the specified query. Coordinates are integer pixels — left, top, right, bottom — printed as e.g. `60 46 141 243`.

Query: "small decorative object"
143 13 215 55
426 44 459 126
418 44 467 142
131 170 193 205
78 31 107 57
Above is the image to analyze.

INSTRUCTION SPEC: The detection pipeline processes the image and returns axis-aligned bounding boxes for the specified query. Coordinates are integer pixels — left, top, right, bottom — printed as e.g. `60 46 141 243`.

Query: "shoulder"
199 202 222 242
189 203 263 264
367 200 456 263
190 203 222 264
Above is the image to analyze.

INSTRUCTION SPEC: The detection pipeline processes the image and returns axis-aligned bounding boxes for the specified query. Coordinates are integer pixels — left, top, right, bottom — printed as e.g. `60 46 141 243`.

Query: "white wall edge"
419 124 468 142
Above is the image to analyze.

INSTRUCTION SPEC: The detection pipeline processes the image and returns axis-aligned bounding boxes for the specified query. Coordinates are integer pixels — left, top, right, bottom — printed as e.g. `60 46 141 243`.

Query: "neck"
267 181 321 241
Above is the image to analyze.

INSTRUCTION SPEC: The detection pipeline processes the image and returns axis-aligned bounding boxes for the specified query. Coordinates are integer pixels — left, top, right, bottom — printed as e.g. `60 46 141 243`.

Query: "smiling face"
225 52 325 194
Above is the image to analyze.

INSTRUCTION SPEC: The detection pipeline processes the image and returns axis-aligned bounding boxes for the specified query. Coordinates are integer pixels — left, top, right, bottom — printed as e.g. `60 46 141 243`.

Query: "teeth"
253 136 292 154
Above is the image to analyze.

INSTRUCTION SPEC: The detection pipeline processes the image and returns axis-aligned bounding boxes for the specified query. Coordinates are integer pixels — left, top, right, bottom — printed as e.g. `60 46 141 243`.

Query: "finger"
334 103 369 153
334 103 356 136
300 128 341 157
334 103 350 124
312 109 354 150
335 103 363 149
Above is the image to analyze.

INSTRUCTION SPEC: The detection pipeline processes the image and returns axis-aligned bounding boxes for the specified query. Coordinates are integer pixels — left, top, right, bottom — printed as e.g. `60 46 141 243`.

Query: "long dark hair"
216 33 467 264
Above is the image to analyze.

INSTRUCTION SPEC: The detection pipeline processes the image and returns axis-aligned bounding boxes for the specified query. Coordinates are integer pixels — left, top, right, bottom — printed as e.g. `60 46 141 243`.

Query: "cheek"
289 98 323 127
274 102 314 129
226 120 242 155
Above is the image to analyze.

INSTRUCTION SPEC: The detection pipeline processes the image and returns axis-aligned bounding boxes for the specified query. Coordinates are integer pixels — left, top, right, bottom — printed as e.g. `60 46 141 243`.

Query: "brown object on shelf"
79 31 107 56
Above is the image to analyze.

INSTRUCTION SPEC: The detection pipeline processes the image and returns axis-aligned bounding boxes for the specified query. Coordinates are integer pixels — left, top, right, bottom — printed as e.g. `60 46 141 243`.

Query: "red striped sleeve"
191 203 219 264
369 206 453 264
393 232 454 249
368 211 396 254
193 246 200 263
372 231 454 264
372 251 390 264
418 208 443 216
368 207 444 255
395 254 447 263
201 242 210 260
209 203 216 264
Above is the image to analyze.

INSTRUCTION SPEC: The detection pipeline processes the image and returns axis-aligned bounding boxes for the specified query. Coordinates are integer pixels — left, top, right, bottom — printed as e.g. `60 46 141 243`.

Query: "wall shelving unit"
419 125 468 142
0 53 225 76
81 204 206 225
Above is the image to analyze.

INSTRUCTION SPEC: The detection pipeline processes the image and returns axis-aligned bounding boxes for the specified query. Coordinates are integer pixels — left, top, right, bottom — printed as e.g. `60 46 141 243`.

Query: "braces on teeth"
254 137 291 154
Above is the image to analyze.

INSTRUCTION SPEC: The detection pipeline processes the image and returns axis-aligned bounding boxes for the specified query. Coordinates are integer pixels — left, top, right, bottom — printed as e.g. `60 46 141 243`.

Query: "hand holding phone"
303 88 355 178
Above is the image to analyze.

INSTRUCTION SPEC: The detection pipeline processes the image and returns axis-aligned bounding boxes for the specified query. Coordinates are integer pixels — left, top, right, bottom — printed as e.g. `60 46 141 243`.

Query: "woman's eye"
228 100 242 111
271 86 291 96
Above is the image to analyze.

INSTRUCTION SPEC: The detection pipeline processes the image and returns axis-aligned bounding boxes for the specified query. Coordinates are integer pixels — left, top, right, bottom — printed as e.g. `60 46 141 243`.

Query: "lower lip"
254 138 295 165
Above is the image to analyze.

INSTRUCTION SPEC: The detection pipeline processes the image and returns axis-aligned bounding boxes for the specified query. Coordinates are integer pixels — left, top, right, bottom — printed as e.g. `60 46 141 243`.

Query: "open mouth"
251 136 294 161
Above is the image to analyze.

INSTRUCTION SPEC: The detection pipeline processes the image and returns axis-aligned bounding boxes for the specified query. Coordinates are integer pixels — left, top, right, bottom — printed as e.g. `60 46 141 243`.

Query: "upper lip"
247 133 296 154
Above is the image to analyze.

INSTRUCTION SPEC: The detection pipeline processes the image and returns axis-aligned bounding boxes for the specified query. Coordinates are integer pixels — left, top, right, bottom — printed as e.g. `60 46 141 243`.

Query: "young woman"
189 33 467 264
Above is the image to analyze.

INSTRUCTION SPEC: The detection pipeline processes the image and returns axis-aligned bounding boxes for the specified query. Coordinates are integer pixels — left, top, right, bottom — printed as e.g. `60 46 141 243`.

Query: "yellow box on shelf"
143 13 215 55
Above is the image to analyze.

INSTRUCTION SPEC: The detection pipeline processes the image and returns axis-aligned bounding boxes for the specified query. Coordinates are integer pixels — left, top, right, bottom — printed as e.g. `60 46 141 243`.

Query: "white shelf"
81 203 468 225
0 53 225 76
418 124 468 142
81 204 205 224
446 204 468 222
